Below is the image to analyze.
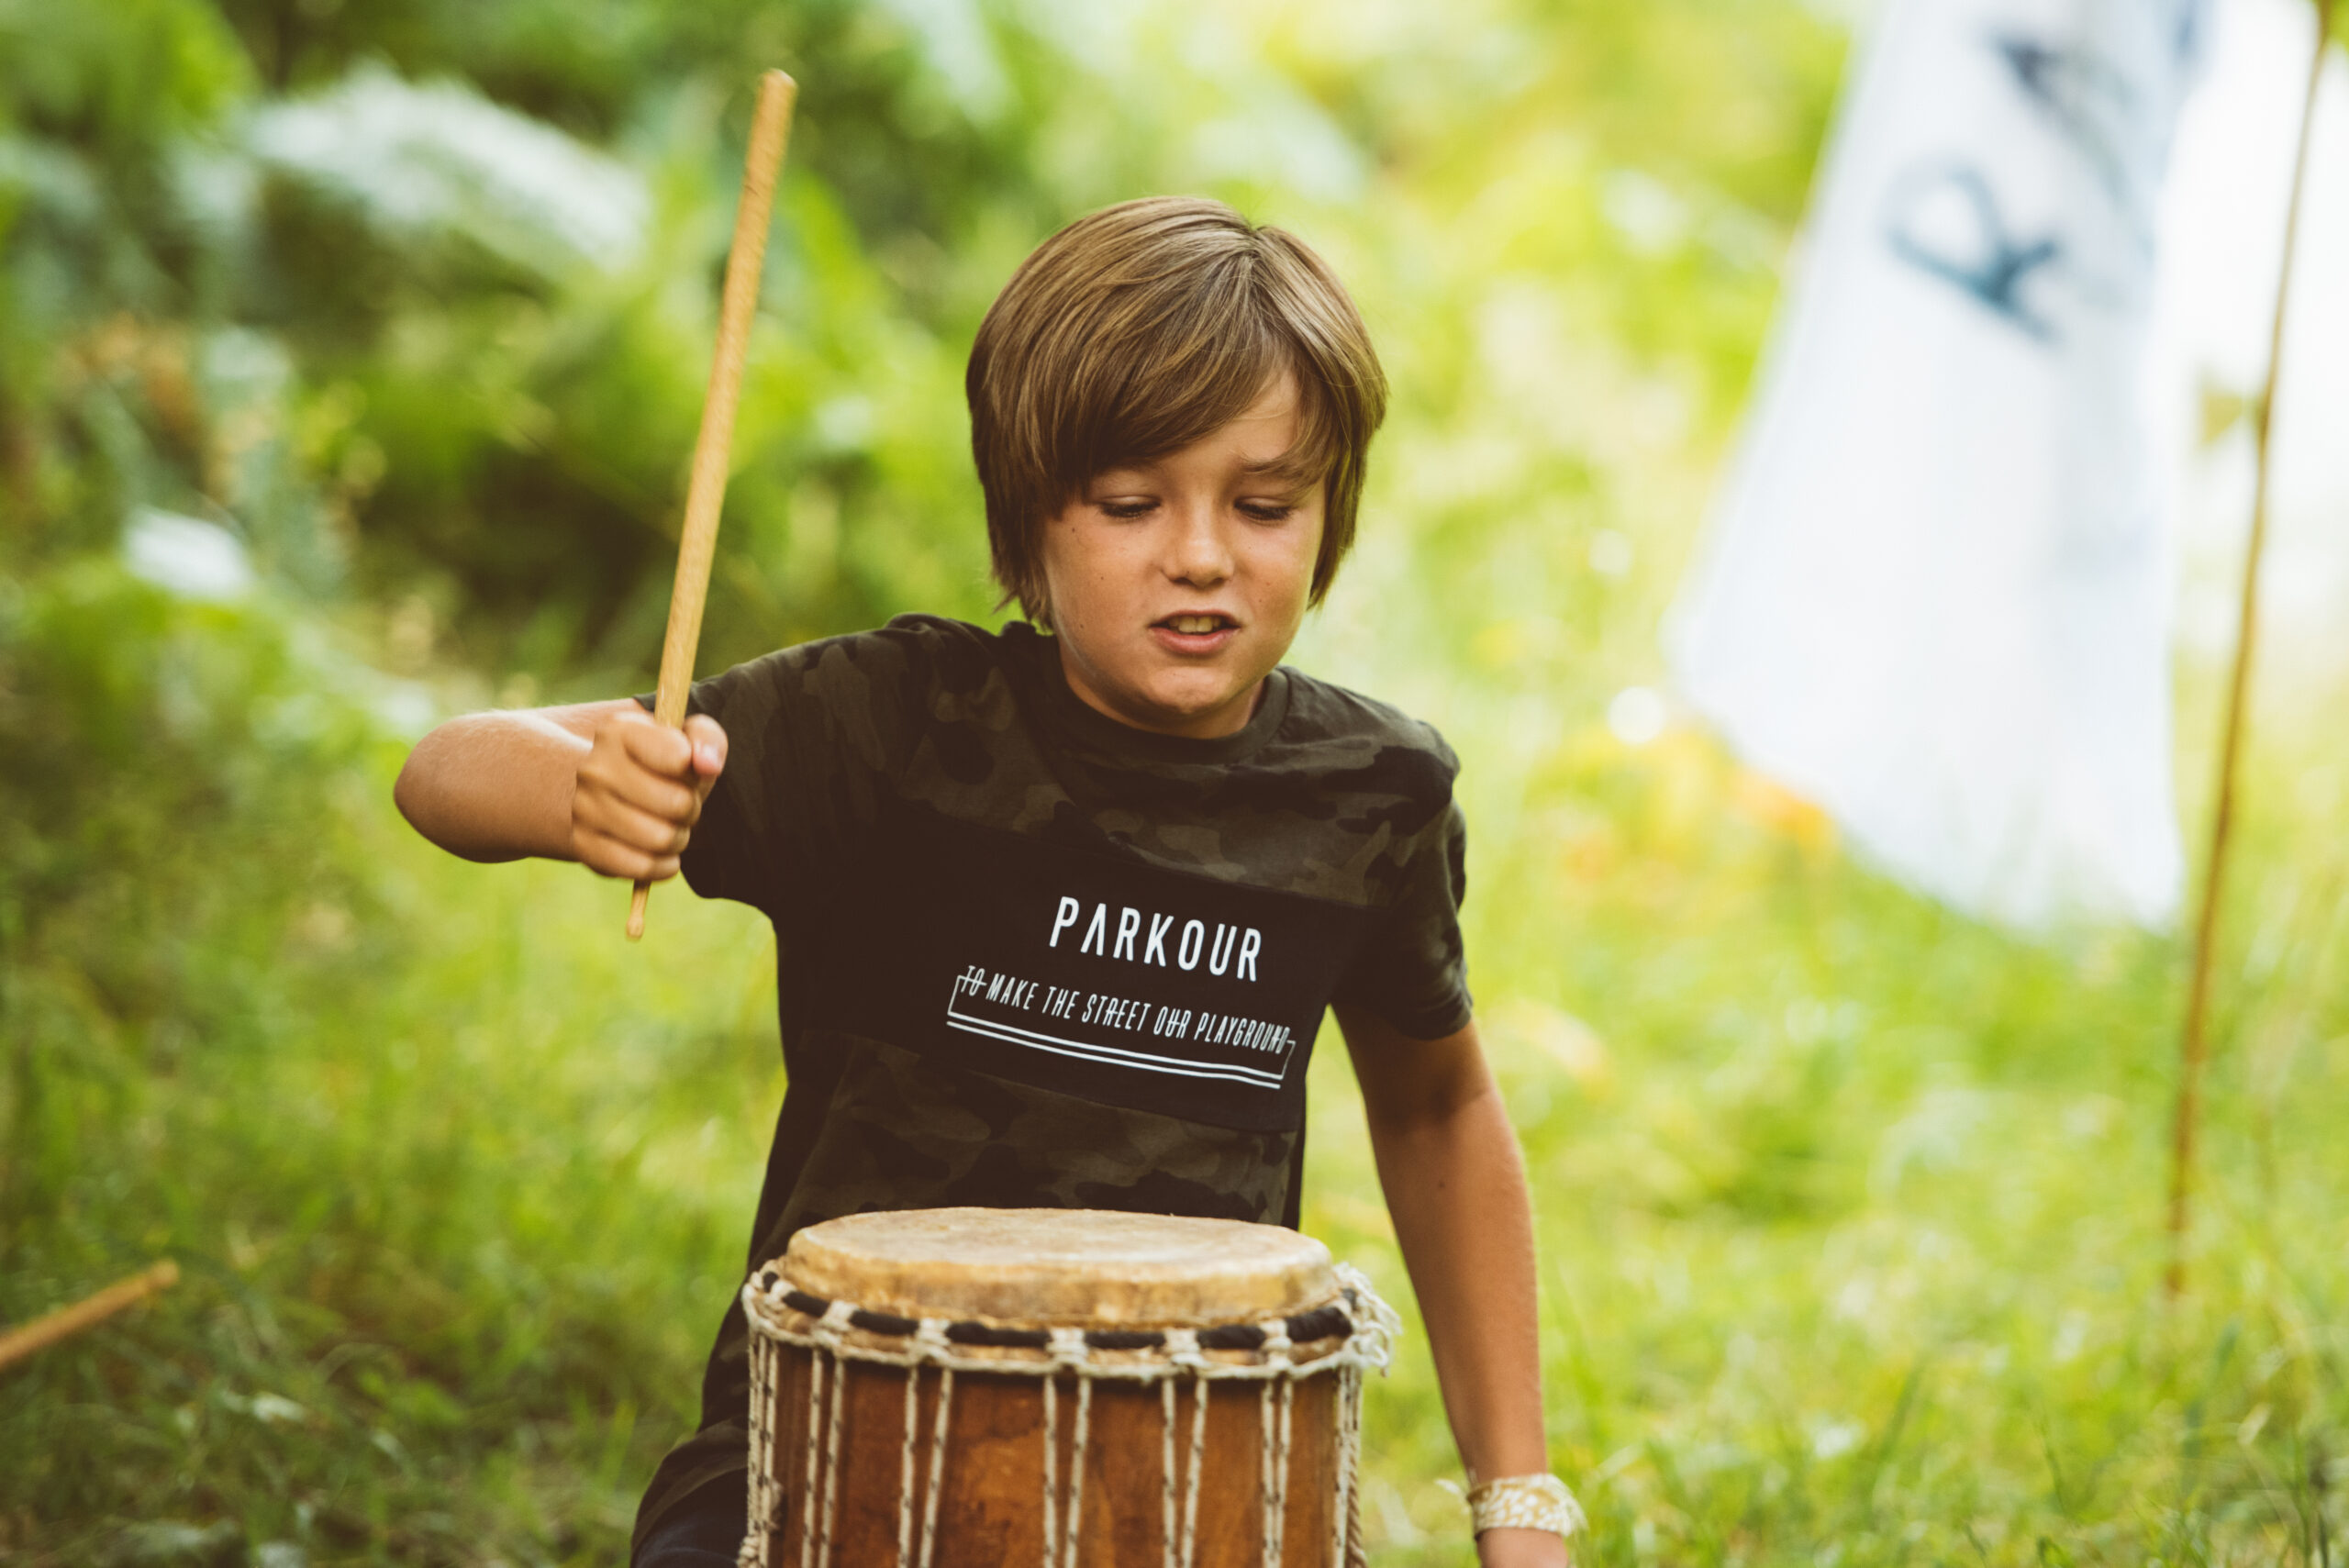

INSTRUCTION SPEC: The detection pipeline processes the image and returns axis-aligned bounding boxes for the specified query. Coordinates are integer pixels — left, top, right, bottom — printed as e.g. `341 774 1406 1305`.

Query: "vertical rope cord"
744 1343 762 1568
918 1367 955 1568
1182 1374 1209 1568
1160 1378 1179 1568
798 1347 828 1568
895 1363 921 1567
1258 1322 1295 1567
1259 1382 1276 1566
763 1336 785 1568
761 1339 780 1563
740 1347 760 1568
1328 1270 1392 1568
1327 1360 1351 1568
1353 1361 1372 1568
1040 1367 1061 1568
1253 1378 1296 1563
1272 1376 1295 1563
1063 1375 1094 1568
736 1335 767 1568
817 1345 849 1568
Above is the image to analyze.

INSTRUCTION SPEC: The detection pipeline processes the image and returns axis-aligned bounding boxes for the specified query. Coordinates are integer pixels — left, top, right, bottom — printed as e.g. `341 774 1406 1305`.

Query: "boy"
396 196 1576 1565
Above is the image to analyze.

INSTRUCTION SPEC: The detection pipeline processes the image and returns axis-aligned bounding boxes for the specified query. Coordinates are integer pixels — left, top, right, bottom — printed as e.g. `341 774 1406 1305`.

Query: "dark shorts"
631 1471 748 1568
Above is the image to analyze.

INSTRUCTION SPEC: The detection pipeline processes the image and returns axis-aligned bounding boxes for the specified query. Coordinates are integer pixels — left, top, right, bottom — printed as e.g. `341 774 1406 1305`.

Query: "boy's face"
1041 375 1323 740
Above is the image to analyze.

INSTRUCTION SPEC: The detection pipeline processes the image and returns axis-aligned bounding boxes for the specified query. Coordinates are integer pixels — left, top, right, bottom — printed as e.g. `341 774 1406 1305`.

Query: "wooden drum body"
738 1209 1397 1568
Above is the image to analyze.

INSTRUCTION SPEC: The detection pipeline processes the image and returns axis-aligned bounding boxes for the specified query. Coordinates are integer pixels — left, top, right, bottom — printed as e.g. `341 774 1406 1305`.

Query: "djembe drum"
736 1207 1399 1568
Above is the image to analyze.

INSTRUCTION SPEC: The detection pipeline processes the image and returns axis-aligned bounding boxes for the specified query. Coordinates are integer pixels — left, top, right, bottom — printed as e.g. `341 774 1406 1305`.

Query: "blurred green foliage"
6 1 2348 1565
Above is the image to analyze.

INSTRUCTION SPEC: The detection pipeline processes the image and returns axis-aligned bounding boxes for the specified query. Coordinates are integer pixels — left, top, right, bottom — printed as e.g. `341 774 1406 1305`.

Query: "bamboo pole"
629 70 798 941
0 1261 180 1373
2165 0 2333 1297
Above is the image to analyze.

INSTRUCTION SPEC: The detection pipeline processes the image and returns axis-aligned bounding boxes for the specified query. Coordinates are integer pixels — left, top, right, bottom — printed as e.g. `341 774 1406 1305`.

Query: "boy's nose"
1163 503 1234 586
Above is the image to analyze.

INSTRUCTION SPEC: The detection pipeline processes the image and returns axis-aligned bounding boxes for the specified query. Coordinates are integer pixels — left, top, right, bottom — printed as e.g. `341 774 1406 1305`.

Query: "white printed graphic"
1048 896 1264 981
942 968 1296 1089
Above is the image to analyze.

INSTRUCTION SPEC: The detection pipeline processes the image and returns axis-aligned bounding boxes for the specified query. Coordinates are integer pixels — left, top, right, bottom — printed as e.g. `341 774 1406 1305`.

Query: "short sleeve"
651 654 794 911
639 621 941 916
1331 795 1471 1040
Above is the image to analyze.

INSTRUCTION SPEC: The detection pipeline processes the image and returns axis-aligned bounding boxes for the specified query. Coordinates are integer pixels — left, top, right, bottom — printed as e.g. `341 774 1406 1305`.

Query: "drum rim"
780 1208 1341 1329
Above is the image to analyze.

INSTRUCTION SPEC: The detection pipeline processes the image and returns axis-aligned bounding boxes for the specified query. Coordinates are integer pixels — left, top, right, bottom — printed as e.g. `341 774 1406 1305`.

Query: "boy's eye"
1097 499 1156 520
1239 501 1296 522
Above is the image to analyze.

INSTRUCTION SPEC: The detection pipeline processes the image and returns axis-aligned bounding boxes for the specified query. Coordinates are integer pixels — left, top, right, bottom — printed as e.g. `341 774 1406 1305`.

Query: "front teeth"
1168 617 1222 634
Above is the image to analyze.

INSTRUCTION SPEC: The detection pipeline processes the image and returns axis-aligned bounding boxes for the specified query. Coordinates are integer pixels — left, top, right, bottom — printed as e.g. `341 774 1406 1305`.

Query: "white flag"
1669 0 2207 929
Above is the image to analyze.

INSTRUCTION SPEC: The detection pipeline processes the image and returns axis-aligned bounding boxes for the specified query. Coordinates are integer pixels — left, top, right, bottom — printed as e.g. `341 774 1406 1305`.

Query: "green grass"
5 565 2347 1566
1297 621 2349 1563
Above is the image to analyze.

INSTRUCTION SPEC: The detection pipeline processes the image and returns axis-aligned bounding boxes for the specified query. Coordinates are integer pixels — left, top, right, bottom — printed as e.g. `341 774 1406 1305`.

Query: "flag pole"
2165 0 2333 1298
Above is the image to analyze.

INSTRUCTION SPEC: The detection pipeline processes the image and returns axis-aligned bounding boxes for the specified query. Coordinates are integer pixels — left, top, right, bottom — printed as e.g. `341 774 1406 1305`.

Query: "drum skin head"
780 1207 1338 1327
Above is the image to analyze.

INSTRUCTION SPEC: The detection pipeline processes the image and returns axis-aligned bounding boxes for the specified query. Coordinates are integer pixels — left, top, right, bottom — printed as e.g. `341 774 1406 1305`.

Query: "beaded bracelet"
1465 1473 1587 1538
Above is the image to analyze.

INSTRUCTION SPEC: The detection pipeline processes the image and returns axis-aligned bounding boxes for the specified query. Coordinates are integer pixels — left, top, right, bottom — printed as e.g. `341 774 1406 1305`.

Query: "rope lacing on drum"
1258 1319 1296 1568
1040 1328 1092 1568
1330 1262 1396 1567
912 1318 955 1568
735 1268 1399 1568
738 1286 783 1568
808 1300 856 1568
1159 1328 1211 1568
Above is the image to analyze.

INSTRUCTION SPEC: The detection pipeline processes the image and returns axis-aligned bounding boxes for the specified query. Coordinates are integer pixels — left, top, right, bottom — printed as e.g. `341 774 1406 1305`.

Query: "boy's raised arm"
394 700 727 881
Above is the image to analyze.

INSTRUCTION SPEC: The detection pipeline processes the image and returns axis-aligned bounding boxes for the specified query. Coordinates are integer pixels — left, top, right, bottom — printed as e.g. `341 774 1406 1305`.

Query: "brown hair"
967 196 1387 625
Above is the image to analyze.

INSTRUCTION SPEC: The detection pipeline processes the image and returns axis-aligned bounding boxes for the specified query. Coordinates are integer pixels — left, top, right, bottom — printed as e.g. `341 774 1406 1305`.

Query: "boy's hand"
569 707 728 882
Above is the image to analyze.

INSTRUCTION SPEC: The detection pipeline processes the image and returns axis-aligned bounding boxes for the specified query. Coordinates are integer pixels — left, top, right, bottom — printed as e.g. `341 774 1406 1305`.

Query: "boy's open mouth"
1149 612 1241 655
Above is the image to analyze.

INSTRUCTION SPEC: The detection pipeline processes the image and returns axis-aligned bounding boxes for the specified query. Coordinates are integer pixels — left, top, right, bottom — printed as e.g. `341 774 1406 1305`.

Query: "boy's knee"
631 1470 749 1568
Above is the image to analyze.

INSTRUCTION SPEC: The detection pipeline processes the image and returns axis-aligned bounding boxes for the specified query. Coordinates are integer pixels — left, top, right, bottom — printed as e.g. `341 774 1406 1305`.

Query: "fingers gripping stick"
629 70 797 941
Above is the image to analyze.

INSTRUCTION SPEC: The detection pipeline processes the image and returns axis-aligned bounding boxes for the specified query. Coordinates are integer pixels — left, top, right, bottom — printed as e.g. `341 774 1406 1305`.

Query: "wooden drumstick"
0 1260 179 1373
629 69 797 942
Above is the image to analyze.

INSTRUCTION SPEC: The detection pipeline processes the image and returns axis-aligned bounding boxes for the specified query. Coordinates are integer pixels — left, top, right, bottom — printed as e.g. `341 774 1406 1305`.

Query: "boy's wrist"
1477 1527 1573 1567
1467 1473 1584 1535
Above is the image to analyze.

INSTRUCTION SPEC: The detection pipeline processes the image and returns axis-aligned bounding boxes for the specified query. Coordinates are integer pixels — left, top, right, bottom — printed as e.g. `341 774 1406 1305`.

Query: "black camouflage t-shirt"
632 615 1470 1544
